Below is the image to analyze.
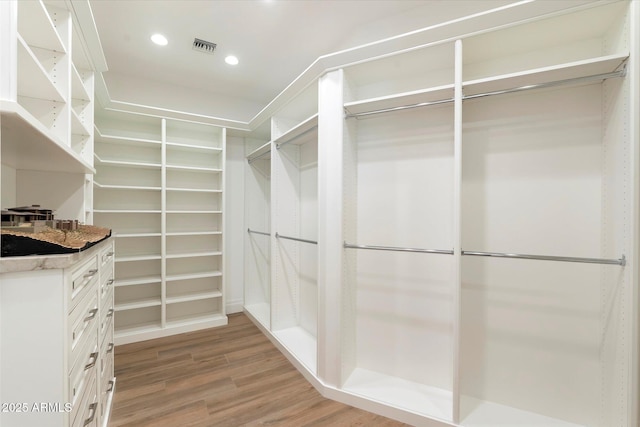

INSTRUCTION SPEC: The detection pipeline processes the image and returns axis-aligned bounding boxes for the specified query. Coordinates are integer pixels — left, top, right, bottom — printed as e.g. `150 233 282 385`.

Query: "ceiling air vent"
193 38 217 54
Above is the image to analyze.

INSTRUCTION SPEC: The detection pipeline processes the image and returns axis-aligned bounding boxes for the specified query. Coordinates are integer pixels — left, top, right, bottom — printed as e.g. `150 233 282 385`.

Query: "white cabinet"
244 1 639 426
94 110 227 344
0 238 115 427
0 0 97 224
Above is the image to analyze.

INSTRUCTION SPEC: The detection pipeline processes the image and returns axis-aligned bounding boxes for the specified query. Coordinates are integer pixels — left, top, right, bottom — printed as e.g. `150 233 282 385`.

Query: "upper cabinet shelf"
1 0 97 178
344 84 454 117
462 54 629 98
246 141 272 162
273 113 318 148
16 36 66 102
17 0 66 52
1 102 94 174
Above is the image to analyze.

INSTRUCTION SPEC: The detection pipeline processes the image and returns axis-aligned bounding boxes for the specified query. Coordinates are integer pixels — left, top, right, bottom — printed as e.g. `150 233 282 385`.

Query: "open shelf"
272 327 317 374
246 141 272 162
165 142 222 152
17 36 66 102
343 368 453 422
166 271 222 282
165 251 222 259
273 114 318 147
463 53 629 97
165 164 222 173
166 290 222 305
344 84 454 117
115 298 162 312
115 276 162 287
460 397 585 427
244 303 270 329
17 0 66 52
1 102 94 174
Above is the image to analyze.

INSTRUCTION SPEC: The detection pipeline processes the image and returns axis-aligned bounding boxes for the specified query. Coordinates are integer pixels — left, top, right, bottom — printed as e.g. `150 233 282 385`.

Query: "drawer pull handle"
83 269 98 279
84 402 97 426
84 308 98 322
107 279 114 286
107 251 114 257
107 342 115 353
107 308 114 318
107 380 115 392
85 352 99 370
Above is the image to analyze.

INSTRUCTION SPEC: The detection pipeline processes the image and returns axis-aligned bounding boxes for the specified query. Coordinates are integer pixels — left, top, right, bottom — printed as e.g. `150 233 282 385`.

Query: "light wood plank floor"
109 313 410 427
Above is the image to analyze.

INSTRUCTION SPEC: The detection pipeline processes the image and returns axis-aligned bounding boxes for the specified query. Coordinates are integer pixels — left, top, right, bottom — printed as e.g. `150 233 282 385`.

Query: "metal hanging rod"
345 98 454 119
345 67 626 119
247 228 271 237
344 242 454 255
275 232 318 245
275 125 318 150
462 250 626 266
463 68 626 101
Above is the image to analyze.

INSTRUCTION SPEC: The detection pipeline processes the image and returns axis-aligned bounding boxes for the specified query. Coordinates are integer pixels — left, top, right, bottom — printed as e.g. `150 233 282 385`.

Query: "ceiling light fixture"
225 55 239 65
151 34 168 46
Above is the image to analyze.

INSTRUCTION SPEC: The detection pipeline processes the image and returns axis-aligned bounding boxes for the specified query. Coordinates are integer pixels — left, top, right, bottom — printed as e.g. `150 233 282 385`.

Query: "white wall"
224 136 246 313
1 164 16 208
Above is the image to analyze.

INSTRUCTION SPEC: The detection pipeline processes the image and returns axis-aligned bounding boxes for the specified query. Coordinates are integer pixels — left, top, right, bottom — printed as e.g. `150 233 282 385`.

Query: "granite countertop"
0 237 113 274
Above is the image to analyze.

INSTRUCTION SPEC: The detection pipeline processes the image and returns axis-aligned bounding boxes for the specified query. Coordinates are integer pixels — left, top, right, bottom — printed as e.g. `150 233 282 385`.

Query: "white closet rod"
344 242 454 255
247 228 271 237
275 126 318 150
275 232 318 245
462 251 626 266
345 67 626 119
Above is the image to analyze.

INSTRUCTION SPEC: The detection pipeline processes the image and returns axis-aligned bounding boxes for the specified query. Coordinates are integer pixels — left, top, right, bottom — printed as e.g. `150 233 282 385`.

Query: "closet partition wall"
341 42 456 422
245 140 272 328
271 84 320 374
458 3 630 425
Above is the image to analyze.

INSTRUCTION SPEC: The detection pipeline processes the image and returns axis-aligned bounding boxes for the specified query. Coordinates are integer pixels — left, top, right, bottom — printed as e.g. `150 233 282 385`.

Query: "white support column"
452 38 463 425
0 0 17 101
627 2 640 425
316 69 344 387
161 118 167 328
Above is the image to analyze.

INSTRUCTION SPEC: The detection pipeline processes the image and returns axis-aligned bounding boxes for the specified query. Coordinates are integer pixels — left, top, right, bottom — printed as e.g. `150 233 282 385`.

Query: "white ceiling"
88 0 514 124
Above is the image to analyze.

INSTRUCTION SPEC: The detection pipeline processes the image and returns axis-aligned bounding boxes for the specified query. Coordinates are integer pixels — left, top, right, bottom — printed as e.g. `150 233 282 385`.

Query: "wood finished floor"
109 313 409 427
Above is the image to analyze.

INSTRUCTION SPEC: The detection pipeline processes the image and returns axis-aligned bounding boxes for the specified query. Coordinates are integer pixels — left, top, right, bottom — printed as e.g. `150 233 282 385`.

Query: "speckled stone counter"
0 237 113 274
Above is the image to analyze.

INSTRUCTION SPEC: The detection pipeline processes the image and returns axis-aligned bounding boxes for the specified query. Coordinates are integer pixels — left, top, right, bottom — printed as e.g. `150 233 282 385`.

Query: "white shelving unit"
1 0 97 224
94 110 227 344
269 82 320 375
244 140 272 329
341 40 457 423
243 2 638 427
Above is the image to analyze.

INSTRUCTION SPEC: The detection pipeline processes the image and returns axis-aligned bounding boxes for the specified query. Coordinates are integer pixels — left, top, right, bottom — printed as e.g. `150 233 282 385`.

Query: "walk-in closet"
1 0 638 426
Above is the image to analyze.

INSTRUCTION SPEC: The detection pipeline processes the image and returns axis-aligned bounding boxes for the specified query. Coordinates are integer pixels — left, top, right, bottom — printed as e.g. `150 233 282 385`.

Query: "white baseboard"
226 298 244 314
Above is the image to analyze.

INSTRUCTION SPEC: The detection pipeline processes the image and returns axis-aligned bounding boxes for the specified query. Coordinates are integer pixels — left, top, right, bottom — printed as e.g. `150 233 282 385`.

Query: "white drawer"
99 290 114 341
100 267 114 307
69 256 99 310
71 368 98 427
99 243 115 272
69 289 99 365
69 329 98 408
100 318 114 376
99 339 115 422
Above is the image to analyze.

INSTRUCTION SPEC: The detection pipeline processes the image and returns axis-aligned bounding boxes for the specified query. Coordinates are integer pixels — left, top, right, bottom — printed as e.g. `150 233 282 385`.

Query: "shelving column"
316 69 344 387
164 119 227 333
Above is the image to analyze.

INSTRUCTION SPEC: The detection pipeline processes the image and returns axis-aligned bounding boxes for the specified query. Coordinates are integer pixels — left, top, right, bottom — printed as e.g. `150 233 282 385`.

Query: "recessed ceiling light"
151 34 168 46
225 55 239 65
